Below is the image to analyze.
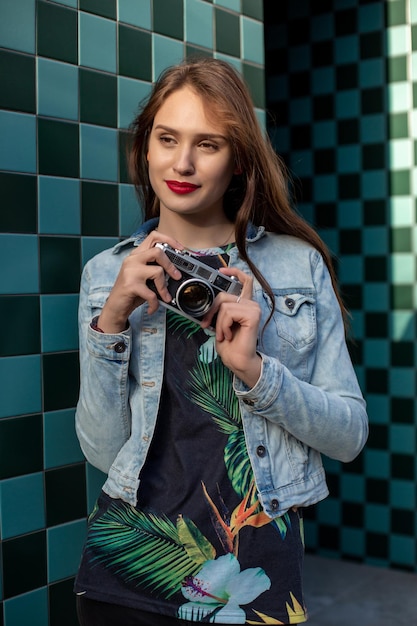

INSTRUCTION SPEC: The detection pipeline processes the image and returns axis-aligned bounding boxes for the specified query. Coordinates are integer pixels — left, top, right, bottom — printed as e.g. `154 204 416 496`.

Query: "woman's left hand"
201 267 262 389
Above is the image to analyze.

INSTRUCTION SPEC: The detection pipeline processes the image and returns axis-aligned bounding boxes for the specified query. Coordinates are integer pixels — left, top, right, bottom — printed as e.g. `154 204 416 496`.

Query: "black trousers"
76 596 232 626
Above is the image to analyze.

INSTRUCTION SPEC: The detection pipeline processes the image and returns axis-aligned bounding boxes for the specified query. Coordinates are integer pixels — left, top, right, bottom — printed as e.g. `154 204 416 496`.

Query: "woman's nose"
173 147 195 175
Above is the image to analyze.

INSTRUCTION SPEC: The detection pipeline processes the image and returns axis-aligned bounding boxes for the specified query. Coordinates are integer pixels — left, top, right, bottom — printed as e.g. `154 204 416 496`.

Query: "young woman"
74 57 368 625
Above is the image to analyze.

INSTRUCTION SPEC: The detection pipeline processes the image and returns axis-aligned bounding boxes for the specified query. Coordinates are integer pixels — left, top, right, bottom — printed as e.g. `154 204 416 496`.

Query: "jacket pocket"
269 290 316 350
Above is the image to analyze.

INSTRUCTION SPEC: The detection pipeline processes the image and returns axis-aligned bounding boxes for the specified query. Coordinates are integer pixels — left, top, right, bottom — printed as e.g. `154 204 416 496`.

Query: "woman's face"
147 86 237 224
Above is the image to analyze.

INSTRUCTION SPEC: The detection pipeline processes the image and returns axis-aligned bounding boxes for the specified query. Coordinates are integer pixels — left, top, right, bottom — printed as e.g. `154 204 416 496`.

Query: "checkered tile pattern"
264 0 417 572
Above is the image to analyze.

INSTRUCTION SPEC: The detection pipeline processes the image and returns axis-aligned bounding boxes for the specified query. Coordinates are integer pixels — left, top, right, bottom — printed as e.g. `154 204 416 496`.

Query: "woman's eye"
199 141 218 151
160 136 175 145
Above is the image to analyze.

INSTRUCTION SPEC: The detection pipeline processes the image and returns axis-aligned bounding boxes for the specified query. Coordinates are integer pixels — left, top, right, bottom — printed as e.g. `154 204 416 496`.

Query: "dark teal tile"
80 68 117 127
42 351 80 411
0 50 35 113
80 0 116 19
45 464 87 526
215 7 240 57
81 181 119 236
0 173 37 233
153 0 183 40
242 62 265 108
38 119 79 178
49 578 79 626
185 45 213 60
2 531 47 598
0 296 40 356
242 0 263 20
118 24 152 80
36 1 78 64
0 414 43 480
39 236 81 294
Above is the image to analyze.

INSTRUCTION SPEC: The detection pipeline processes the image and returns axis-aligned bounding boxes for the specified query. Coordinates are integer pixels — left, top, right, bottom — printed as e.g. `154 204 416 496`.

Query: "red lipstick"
165 180 200 194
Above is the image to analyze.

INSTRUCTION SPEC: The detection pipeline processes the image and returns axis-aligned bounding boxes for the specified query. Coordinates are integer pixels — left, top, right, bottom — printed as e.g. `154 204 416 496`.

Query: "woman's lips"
165 180 200 194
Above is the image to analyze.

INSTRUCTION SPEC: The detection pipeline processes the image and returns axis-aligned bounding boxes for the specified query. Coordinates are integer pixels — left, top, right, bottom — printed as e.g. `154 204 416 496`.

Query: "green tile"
0 110 37 174
0 173 37 233
80 68 117 127
185 0 213 49
0 296 40 356
81 181 119 236
81 236 119 266
41 294 79 353
37 58 79 121
389 170 410 195
118 24 152 80
38 119 79 178
0 50 35 113
215 7 240 57
0 473 45 539
387 55 407 82
388 112 408 139
119 129 131 183
153 0 183 39
242 0 263 20
0 415 43 479
80 124 118 182
42 352 80 411
86 463 107 511
36 1 78 64
2 531 47 598
49 579 79 626
4 588 48 626
242 62 265 108
0 234 39 294
79 11 116 73
44 409 83 469
80 0 116 19
47 520 87 582
45 464 86 525
118 0 151 29
0 356 42 419
0 0 36 54
386 0 407 26
185 44 213 59
39 237 81 294
391 284 413 309
390 226 412 252
38 176 81 235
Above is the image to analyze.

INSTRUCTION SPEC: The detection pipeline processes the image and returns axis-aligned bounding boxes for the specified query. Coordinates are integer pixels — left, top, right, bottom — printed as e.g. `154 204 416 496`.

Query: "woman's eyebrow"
153 124 228 141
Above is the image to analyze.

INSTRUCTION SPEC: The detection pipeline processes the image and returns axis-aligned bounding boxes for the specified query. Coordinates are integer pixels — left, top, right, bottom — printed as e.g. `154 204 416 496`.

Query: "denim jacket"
76 218 368 518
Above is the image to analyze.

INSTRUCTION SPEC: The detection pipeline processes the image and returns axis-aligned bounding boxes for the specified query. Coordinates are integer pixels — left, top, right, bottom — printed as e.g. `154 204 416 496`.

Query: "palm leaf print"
87 502 205 598
224 429 254 499
187 357 241 432
167 310 201 338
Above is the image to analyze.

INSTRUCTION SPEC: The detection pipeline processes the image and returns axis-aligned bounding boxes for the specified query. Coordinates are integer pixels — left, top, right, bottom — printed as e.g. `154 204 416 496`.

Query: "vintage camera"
147 243 242 322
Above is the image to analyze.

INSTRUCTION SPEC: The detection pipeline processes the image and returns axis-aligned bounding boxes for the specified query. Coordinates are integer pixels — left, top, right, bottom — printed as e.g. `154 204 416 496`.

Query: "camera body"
148 243 242 323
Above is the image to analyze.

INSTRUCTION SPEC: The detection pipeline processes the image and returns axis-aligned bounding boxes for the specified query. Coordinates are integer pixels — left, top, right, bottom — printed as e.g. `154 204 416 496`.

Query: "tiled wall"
264 0 417 572
0 0 264 624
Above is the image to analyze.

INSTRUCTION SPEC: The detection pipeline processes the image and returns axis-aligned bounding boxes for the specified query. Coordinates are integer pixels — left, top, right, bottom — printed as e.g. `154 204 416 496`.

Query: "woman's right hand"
96 231 184 333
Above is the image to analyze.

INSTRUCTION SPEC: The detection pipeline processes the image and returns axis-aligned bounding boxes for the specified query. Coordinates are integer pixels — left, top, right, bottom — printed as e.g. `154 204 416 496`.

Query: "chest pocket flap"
88 288 113 315
273 291 316 349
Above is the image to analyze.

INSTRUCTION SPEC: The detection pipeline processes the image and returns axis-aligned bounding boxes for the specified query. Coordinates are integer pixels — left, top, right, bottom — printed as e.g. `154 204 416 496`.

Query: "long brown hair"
128 57 348 327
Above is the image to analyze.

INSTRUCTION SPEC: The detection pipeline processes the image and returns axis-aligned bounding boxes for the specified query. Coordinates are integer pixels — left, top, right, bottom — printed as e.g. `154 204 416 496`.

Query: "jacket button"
256 445 266 457
243 398 255 406
271 499 279 511
114 341 126 353
285 297 295 310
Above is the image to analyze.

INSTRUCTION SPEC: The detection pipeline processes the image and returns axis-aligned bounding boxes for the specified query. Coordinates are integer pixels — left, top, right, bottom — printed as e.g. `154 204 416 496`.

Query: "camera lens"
176 279 214 318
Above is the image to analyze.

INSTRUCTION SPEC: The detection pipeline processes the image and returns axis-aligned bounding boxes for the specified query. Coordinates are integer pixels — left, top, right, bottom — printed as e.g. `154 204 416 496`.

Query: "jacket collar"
112 217 265 254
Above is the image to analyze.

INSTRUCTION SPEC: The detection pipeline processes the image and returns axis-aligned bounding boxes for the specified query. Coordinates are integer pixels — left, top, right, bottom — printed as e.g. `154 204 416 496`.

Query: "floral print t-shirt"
75 249 307 625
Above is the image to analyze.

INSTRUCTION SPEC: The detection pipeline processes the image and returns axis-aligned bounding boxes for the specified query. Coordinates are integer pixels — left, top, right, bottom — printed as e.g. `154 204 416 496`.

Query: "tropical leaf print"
177 514 216 564
224 429 254 499
87 502 208 598
167 310 202 338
